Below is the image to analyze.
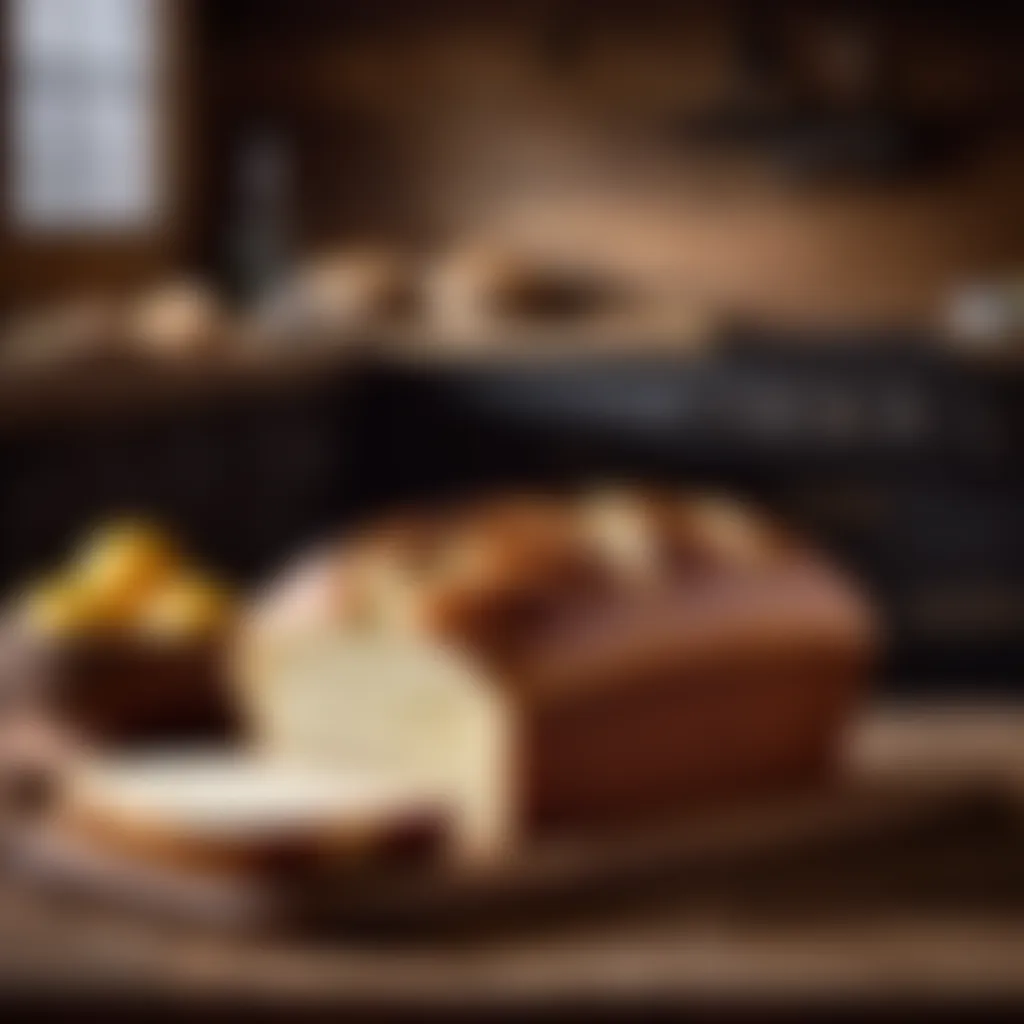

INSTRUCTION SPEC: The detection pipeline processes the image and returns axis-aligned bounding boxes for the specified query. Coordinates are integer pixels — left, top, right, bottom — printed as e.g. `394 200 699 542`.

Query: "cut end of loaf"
240 633 518 864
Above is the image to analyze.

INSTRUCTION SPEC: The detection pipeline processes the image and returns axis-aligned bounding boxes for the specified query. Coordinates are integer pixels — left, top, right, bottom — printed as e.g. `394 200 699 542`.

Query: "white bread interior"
245 634 516 862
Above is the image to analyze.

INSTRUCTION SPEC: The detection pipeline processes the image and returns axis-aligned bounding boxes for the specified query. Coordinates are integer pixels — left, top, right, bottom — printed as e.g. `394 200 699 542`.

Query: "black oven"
4 336 1024 692
348 339 1024 691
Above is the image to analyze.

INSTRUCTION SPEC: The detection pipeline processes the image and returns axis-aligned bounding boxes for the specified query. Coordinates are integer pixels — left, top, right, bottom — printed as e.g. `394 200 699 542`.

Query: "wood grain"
2 706 1024 1010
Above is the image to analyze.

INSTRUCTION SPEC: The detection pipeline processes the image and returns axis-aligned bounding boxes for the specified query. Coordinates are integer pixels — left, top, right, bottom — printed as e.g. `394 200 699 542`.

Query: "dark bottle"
226 126 294 306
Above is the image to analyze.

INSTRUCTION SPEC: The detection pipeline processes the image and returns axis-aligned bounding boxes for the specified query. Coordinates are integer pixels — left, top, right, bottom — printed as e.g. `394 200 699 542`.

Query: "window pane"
12 0 80 67
8 0 159 232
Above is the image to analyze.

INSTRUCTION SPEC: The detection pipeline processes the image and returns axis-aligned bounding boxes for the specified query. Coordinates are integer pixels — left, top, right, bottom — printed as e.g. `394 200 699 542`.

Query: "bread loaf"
237 490 875 862
128 281 226 360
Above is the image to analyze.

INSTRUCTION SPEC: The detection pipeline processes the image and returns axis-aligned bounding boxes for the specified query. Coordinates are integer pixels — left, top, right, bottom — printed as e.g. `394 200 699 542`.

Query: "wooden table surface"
3 704 1024 1015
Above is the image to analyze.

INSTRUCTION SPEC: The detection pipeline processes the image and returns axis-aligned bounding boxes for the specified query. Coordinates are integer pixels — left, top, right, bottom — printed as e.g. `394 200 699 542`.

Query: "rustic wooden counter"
2 705 1024 1015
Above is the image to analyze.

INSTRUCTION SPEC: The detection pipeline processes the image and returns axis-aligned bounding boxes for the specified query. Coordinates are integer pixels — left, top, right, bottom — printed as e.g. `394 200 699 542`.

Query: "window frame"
0 0 194 308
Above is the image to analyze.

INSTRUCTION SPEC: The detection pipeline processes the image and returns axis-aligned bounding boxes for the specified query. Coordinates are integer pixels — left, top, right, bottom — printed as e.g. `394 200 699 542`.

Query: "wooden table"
3 705 1024 1016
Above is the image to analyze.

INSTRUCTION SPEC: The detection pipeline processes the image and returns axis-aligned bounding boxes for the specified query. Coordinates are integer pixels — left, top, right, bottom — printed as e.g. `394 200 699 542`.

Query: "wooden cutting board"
2 757 998 936
4 707 1024 1012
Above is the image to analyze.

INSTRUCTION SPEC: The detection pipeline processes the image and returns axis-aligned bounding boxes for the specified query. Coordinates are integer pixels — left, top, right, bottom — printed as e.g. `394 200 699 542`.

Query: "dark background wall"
197 1 1024 325
1 1 1021 323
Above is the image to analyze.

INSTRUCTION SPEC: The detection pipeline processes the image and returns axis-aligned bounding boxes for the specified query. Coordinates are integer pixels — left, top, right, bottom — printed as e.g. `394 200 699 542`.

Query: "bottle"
226 125 294 308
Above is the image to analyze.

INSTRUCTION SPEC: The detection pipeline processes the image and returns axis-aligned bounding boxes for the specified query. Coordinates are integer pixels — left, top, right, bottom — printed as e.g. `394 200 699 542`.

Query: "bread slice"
59 753 449 877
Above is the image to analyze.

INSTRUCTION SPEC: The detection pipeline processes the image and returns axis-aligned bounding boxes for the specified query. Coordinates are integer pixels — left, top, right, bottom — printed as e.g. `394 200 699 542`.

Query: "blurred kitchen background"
2 0 1024 690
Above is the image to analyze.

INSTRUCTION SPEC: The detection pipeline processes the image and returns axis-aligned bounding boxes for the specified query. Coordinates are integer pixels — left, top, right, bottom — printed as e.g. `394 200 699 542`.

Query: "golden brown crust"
241 488 858 689
337 497 597 640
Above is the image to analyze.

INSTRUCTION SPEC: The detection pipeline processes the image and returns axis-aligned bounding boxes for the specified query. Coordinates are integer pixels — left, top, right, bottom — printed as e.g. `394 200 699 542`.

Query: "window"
8 0 160 232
